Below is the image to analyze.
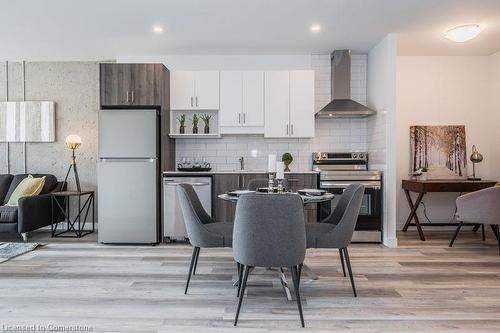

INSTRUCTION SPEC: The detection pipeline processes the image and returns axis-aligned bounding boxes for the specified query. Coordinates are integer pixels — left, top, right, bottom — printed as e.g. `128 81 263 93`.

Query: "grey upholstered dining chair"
246 178 289 191
306 184 365 297
449 186 500 254
233 193 306 327
177 183 233 294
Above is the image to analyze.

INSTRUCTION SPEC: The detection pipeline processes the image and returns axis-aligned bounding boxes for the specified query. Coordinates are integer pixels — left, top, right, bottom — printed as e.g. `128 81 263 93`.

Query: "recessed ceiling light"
311 24 321 33
444 24 481 42
153 25 164 34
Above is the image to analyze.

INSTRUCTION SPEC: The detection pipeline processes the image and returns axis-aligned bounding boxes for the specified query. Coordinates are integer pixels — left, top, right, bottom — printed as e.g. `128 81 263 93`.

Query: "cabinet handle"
243 113 246 124
286 124 289 135
190 96 194 107
131 90 135 103
126 91 130 103
238 113 241 124
195 96 199 107
291 124 294 135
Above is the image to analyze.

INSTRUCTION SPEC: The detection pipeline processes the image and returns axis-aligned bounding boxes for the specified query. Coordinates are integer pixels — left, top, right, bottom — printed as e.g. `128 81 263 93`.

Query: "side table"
51 191 95 238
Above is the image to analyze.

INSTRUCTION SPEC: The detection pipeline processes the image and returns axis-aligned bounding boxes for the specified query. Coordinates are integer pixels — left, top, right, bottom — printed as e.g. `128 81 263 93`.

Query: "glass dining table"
218 190 335 301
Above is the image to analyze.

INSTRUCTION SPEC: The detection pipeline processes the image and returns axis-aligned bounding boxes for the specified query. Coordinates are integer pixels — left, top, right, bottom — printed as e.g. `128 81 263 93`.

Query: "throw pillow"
6 175 46 206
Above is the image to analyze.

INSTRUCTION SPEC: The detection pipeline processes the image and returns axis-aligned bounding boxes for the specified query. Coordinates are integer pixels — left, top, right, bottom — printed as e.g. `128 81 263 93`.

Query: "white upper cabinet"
242 71 264 127
220 71 264 132
289 70 315 138
170 71 195 110
194 71 219 110
170 71 219 110
264 70 315 138
264 71 290 137
219 71 243 126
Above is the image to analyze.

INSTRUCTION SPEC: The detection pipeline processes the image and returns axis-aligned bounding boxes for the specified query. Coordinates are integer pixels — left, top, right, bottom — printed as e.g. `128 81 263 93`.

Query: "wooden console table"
402 179 497 241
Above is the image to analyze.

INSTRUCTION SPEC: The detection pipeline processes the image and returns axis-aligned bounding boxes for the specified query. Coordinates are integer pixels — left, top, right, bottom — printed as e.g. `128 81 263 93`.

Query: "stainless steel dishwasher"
163 176 212 241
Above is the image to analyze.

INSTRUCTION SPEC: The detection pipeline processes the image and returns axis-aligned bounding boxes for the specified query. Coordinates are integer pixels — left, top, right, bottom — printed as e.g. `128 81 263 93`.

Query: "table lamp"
64 134 82 192
468 145 483 181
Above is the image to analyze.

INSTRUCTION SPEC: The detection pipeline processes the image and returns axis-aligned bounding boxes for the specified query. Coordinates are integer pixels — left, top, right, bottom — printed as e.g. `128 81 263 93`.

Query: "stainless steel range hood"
315 50 376 119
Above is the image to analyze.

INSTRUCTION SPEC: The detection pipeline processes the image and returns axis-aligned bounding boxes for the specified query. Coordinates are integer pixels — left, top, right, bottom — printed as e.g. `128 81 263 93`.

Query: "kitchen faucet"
239 157 244 170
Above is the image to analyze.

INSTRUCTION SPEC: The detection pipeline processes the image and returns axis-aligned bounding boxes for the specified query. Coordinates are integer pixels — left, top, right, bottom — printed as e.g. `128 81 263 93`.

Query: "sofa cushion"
4 174 58 205
0 175 14 204
6 175 46 207
0 206 18 223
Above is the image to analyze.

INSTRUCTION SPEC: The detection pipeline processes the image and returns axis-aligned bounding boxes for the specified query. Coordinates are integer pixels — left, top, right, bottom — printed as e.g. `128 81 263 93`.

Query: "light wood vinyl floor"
1 229 499 332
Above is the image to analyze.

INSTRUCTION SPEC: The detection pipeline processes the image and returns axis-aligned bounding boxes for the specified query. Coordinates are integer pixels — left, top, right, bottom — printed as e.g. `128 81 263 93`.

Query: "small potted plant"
200 114 212 134
191 114 199 134
282 152 293 172
177 114 186 134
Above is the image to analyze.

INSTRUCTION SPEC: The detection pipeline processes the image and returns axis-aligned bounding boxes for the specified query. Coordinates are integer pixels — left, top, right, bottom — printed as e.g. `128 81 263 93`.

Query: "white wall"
489 51 500 173
367 34 398 247
119 54 369 171
395 55 500 229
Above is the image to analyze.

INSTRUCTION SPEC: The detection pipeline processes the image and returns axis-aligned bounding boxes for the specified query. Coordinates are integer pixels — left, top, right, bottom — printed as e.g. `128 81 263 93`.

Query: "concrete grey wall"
0 61 99 193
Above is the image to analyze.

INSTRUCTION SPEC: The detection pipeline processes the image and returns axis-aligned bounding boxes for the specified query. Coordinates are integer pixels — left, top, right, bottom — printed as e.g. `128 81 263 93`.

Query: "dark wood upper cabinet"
100 63 164 107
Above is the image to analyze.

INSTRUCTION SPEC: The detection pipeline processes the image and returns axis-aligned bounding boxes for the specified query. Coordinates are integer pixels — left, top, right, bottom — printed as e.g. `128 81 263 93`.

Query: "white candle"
276 161 285 179
268 154 276 172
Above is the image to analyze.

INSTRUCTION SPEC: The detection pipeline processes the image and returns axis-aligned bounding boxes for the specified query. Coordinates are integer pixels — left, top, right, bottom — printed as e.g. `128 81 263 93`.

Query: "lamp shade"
65 134 82 150
470 145 483 163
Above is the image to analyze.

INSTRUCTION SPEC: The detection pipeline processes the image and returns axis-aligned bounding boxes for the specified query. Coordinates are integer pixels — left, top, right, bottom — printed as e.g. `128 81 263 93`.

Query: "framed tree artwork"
410 125 467 179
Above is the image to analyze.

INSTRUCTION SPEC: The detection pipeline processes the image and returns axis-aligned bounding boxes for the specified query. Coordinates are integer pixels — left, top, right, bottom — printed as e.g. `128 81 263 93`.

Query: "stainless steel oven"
313 152 382 243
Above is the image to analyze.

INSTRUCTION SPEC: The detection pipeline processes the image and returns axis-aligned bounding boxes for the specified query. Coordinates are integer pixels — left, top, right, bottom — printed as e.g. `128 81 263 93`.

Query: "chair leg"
343 248 357 297
481 224 486 241
21 233 28 242
184 247 199 294
339 248 346 277
234 265 250 326
291 265 305 328
237 262 243 297
449 222 464 247
193 247 200 275
491 225 500 255
297 263 303 287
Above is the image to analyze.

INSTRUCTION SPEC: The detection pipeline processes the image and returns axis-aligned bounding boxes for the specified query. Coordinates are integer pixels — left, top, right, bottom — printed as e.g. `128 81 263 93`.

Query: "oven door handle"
320 182 381 190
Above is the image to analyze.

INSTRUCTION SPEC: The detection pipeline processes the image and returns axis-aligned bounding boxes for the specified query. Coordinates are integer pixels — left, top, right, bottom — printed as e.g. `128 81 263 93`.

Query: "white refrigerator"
97 109 159 244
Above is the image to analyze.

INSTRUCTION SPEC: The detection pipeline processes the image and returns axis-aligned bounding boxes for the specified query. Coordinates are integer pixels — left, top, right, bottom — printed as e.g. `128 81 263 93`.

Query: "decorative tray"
177 167 212 172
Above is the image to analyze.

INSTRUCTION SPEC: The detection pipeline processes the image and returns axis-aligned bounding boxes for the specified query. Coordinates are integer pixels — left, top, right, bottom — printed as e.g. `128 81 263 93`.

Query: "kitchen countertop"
163 170 319 176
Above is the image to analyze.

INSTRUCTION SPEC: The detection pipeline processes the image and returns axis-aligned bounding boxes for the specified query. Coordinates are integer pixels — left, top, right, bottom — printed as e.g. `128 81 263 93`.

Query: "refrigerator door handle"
99 158 156 163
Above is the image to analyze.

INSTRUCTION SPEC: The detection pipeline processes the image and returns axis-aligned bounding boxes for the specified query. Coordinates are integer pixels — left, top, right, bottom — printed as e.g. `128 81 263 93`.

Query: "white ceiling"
1 0 500 60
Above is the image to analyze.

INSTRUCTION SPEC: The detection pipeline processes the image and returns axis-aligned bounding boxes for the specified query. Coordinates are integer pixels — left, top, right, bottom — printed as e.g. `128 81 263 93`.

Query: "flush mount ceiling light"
311 24 321 33
152 25 164 34
444 24 481 42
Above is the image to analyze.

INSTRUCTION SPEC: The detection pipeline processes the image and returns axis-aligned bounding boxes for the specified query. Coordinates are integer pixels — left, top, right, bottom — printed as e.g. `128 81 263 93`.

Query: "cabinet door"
289 70 315 138
170 71 195 109
219 71 243 126
264 71 290 138
241 173 266 190
242 71 264 127
213 174 239 223
129 64 160 106
100 64 134 107
194 71 219 110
